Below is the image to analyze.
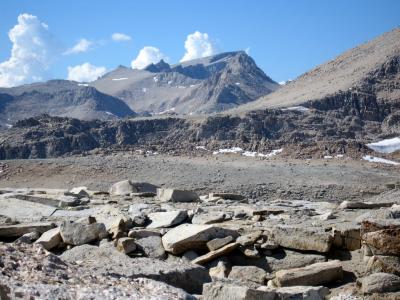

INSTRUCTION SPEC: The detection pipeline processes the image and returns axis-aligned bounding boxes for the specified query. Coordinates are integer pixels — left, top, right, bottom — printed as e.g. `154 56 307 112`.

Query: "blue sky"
0 0 399 86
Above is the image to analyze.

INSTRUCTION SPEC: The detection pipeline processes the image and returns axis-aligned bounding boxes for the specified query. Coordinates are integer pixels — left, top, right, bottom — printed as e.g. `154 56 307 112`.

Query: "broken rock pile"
0 180 399 299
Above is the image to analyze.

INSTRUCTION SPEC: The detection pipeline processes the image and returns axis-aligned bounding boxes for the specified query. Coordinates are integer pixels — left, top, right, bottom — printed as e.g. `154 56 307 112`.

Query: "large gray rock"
361 273 400 294
109 180 137 196
273 260 343 287
162 224 239 255
35 227 61 250
147 210 187 228
157 188 199 203
228 265 268 284
60 244 210 293
135 235 166 259
60 222 108 246
271 226 333 253
202 281 276 300
0 222 55 238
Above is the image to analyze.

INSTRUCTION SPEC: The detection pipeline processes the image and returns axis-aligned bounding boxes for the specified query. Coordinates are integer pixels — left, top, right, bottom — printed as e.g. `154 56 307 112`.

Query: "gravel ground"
0 153 398 203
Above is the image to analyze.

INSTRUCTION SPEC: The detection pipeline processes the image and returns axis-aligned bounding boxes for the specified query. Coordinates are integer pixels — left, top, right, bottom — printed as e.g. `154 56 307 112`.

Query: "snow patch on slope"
366 137 400 153
363 155 399 166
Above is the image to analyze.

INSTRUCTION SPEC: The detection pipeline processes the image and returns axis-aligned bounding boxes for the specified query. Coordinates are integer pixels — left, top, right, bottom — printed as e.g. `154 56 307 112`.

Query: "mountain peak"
144 59 171 73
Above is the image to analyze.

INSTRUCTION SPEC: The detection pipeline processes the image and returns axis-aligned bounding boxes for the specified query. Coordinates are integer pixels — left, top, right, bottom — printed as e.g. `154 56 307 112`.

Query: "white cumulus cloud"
131 46 167 69
180 31 216 62
67 62 106 82
64 38 93 55
112 32 132 42
0 13 60 87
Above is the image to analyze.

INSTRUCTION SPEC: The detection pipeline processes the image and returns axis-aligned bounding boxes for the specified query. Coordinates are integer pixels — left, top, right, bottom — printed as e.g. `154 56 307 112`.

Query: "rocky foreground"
1 181 400 299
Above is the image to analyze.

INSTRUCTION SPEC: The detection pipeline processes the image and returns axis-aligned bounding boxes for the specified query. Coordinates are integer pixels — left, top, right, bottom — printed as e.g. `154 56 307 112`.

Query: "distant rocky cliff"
0 88 397 160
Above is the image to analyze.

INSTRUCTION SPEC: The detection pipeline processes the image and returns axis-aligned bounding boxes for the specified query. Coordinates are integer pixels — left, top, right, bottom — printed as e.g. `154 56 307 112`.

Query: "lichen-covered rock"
361 273 400 294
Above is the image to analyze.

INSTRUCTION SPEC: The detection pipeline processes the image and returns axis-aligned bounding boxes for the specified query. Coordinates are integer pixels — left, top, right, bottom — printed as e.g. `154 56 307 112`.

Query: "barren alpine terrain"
0 5 399 299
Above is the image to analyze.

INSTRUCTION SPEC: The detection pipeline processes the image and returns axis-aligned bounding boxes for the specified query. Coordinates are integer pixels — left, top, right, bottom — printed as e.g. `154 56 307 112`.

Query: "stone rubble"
0 183 399 299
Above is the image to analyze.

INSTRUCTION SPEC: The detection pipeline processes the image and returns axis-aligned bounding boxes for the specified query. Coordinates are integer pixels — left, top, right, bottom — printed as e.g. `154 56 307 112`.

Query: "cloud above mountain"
180 31 216 62
131 46 167 69
112 33 132 42
0 14 60 87
64 38 93 55
67 62 106 82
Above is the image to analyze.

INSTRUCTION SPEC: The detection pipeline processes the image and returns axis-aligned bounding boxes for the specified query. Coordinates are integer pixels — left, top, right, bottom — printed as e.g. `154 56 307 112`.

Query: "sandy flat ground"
0 153 398 202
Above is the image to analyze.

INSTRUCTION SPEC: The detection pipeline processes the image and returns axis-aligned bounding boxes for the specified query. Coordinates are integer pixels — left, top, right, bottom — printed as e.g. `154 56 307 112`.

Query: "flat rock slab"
60 244 210 294
271 226 333 253
162 224 239 255
191 212 226 224
266 249 326 272
192 242 238 265
202 281 276 300
264 286 329 300
338 200 395 209
274 260 343 287
147 210 187 228
207 236 234 251
10 193 80 208
0 222 55 238
228 265 268 284
0 198 57 221
157 188 199 202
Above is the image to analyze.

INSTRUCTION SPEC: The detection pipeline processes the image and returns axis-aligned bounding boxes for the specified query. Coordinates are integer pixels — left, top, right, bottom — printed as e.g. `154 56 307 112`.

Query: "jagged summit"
144 59 171 73
91 51 279 114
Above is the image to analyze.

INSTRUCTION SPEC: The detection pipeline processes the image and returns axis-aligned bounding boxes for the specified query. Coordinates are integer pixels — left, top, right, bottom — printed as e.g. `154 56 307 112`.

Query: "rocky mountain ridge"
91 51 279 115
235 27 400 113
0 80 137 128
